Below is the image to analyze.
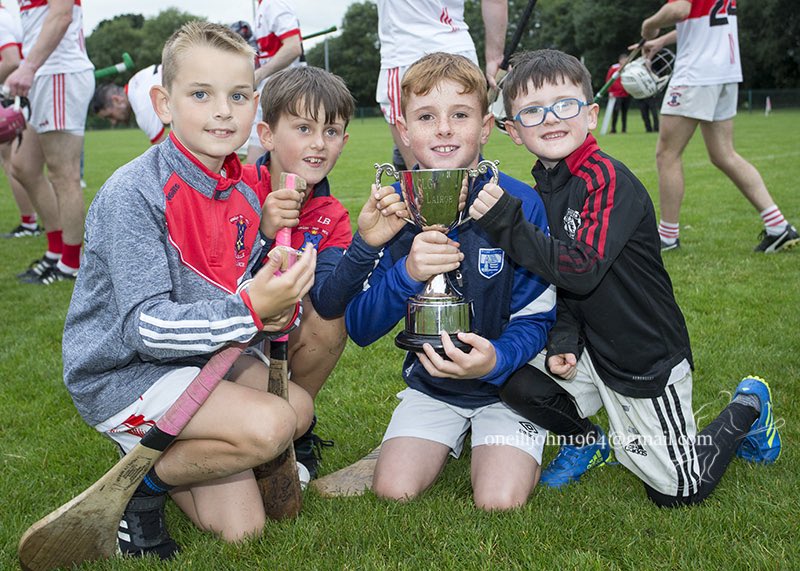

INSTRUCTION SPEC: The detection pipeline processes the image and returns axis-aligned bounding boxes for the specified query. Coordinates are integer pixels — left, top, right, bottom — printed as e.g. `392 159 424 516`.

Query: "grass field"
1 110 798 570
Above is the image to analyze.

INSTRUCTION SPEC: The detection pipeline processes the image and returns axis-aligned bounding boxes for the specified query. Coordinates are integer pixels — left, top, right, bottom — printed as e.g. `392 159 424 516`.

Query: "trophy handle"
473 159 500 184
374 162 399 187
459 160 500 226
374 162 417 226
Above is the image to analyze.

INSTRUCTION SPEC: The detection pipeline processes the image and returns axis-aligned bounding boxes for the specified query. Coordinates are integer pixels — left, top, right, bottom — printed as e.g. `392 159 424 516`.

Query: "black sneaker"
293 417 334 480
16 255 57 281
660 238 680 252
754 225 800 253
118 493 180 560
28 264 77 285
2 223 41 238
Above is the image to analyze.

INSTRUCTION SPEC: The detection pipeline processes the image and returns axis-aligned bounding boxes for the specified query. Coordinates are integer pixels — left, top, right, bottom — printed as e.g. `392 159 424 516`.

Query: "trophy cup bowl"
375 160 499 355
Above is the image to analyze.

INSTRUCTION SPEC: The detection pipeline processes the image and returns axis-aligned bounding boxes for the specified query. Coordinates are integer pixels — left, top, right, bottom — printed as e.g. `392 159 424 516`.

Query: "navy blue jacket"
346 169 556 408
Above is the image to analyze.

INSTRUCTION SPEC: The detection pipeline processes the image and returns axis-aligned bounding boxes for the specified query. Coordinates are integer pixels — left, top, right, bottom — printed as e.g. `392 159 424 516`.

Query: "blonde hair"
401 52 489 116
161 20 255 90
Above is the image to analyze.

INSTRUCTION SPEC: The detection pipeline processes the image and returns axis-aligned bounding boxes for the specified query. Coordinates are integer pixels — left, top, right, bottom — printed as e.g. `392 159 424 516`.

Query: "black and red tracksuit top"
477 134 692 398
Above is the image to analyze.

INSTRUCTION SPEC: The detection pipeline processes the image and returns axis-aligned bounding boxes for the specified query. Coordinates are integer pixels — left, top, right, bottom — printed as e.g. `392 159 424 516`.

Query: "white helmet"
620 48 675 99
490 73 510 135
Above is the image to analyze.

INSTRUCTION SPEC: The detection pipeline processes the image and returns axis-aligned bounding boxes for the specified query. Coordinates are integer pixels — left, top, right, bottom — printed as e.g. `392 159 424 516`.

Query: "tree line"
87 0 799 116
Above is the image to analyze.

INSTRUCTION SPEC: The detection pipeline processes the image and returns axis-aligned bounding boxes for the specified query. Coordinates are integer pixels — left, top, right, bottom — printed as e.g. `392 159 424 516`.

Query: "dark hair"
91 83 124 114
504 49 593 118
261 66 355 128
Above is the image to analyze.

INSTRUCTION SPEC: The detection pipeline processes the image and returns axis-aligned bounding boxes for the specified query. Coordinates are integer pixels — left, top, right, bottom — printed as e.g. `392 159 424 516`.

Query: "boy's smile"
397 79 492 170
506 79 598 169
152 45 257 173
258 103 349 188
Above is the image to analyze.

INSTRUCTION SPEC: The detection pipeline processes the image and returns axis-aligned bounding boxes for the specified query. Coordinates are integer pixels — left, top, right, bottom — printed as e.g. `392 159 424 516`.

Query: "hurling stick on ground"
488 0 539 104
252 172 307 520
311 445 382 498
18 343 246 571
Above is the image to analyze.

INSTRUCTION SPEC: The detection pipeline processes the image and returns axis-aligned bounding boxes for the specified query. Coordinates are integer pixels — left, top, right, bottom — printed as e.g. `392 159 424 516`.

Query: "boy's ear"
480 113 494 145
395 116 411 147
587 102 600 131
257 121 275 151
504 120 525 147
150 85 172 125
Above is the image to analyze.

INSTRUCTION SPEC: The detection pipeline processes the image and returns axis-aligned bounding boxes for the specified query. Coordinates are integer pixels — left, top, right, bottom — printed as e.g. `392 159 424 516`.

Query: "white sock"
760 205 788 236
658 220 679 244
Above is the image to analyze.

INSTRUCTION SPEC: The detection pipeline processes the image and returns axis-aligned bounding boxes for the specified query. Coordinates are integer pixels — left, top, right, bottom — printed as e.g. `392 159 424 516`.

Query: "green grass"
2 110 799 570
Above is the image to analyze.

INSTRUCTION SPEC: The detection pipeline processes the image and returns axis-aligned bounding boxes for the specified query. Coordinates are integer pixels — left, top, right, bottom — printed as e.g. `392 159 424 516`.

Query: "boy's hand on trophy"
358 184 409 247
418 332 497 379
469 183 504 221
406 231 463 283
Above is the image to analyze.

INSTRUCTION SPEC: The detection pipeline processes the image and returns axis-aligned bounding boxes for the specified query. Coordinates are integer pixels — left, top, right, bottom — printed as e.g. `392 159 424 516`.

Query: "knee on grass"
239 398 297 464
473 488 528 512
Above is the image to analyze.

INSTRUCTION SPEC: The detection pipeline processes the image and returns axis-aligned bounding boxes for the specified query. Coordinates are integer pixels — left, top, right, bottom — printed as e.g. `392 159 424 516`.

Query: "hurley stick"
18 343 246 571
252 172 307 520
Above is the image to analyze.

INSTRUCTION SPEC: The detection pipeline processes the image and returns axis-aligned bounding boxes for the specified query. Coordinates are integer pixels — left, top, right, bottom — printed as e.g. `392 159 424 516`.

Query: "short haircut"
161 20 255 91
504 49 593 118
401 52 488 115
91 83 124 114
261 66 355 128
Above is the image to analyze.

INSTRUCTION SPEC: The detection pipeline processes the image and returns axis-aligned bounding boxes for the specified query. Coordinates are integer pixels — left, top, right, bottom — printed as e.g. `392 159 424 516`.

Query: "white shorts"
660 83 738 122
529 352 700 497
94 367 201 454
29 69 94 134
382 387 546 463
376 49 478 125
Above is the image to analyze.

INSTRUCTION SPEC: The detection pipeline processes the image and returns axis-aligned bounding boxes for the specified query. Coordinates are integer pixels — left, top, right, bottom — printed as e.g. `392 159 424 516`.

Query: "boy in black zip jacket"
469 49 781 507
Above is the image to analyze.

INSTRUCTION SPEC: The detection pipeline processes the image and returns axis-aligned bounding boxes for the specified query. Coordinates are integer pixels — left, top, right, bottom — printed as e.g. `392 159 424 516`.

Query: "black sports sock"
136 467 174 497
646 402 758 507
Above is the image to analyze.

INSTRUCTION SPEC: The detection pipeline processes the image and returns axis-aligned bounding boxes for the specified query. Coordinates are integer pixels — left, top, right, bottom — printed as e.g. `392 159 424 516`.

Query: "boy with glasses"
469 49 781 507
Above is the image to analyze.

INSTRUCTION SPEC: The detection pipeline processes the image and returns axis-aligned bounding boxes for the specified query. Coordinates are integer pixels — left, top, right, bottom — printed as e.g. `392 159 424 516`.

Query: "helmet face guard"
620 48 675 99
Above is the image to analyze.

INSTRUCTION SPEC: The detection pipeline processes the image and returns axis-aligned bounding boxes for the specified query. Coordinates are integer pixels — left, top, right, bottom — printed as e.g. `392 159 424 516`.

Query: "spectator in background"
639 93 660 133
7 0 94 284
375 0 508 170
604 53 630 134
92 64 167 145
0 1 41 238
245 0 306 163
640 0 798 253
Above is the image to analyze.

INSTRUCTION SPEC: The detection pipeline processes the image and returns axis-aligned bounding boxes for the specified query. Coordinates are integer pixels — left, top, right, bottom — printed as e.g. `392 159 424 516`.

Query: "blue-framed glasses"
513 98 590 127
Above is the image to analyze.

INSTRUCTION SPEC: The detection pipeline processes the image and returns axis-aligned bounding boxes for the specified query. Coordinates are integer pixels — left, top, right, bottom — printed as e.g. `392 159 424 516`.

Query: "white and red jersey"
126 64 165 144
670 0 742 85
377 0 476 69
0 4 23 60
254 0 303 69
17 0 93 76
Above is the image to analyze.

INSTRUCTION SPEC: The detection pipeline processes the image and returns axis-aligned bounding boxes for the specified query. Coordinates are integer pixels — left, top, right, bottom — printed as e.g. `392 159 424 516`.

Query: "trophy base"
394 331 472 356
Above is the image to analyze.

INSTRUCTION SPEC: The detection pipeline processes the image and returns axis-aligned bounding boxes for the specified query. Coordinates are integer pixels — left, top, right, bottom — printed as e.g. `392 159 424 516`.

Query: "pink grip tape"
157 344 245 436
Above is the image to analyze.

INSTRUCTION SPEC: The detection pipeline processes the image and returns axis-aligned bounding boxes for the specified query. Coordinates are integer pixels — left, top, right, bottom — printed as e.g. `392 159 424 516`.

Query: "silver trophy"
375 160 500 354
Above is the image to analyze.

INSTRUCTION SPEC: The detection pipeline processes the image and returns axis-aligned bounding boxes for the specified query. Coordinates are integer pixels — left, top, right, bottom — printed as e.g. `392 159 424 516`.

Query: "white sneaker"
296 461 310 490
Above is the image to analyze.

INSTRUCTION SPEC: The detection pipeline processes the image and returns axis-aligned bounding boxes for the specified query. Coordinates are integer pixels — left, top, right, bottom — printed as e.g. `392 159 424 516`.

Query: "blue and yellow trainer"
733 376 781 464
540 425 611 488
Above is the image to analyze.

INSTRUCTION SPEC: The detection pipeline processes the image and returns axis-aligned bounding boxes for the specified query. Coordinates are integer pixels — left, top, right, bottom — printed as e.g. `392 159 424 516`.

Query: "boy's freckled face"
259 102 349 188
163 45 257 171
506 78 598 169
398 79 491 170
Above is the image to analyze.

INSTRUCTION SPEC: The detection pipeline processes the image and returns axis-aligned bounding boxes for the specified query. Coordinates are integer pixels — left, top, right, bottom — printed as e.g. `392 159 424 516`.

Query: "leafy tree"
86 9 202 86
306 1 380 107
